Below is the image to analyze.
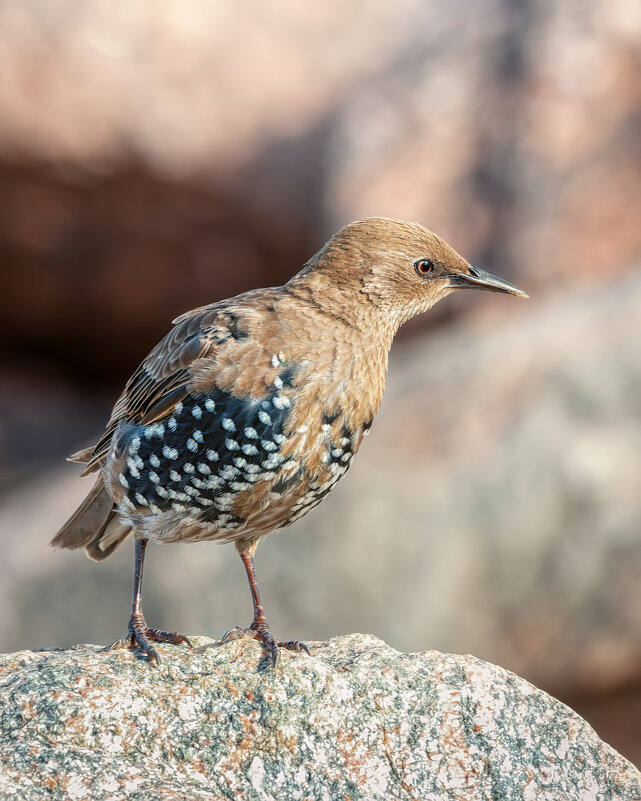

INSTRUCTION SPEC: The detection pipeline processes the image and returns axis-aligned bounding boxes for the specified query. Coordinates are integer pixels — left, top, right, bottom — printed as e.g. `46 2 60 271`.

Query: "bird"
52 217 527 667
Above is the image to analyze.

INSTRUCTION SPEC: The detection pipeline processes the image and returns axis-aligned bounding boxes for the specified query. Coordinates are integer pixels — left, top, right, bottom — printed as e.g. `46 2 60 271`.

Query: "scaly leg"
221 544 309 667
110 538 191 665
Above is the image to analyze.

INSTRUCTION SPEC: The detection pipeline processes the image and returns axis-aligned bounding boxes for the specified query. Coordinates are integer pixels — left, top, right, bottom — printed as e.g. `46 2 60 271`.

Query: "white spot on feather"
126 458 140 479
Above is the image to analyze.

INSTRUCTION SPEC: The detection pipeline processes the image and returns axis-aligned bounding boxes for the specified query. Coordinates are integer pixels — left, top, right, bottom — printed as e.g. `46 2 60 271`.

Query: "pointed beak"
449 265 529 299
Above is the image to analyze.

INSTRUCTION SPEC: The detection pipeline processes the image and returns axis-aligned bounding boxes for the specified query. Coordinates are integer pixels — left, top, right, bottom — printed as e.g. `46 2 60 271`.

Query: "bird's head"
293 217 527 337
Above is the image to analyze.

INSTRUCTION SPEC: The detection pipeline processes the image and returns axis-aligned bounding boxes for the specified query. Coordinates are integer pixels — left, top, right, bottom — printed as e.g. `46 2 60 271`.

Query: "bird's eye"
415 259 434 276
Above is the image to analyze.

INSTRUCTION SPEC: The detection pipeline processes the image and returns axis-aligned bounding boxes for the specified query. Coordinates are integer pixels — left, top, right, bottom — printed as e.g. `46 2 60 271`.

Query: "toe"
261 633 279 668
131 628 162 666
146 628 192 648
278 640 311 656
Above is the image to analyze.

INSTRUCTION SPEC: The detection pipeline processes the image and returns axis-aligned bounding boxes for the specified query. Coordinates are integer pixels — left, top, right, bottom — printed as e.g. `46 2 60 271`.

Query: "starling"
52 217 527 666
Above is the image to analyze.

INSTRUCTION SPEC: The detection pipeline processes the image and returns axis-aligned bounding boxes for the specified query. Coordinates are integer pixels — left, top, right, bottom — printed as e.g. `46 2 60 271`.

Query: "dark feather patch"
117 385 292 530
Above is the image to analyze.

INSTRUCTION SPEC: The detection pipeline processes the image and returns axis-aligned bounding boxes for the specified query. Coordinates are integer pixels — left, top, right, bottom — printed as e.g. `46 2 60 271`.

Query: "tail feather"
51 475 131 560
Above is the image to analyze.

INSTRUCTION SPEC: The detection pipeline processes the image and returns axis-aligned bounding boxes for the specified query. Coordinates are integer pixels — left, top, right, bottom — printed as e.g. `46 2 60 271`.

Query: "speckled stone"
0 634 638 801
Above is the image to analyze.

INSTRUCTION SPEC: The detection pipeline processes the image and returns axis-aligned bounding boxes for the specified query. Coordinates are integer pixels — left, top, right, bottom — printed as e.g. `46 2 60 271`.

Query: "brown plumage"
52 217 527 666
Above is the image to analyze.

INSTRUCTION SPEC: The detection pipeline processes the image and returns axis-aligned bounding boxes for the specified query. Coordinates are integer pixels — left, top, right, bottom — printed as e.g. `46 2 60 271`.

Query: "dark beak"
449 265 529 299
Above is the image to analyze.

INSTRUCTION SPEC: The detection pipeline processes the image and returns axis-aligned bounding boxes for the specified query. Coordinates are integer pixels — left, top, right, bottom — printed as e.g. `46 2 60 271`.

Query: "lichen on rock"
0 634 638 800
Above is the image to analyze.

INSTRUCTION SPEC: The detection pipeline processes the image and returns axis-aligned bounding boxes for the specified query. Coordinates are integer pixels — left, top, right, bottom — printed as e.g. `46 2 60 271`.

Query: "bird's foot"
218 623 310 667
109 614 192 666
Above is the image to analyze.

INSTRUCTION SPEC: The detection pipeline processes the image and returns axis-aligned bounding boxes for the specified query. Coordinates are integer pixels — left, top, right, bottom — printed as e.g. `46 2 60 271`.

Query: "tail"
51 474 131 561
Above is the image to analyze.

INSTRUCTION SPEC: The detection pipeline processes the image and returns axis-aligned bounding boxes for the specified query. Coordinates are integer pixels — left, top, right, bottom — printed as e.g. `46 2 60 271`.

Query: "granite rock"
0 634 638 800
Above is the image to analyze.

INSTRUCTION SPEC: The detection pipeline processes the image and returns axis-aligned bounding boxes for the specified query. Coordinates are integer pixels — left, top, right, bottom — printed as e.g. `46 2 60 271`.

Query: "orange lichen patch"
273 729 299 755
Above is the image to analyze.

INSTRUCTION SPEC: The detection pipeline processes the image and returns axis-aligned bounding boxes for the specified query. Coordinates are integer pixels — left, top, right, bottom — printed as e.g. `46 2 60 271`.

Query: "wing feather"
78 289 277 473
84 305 223 469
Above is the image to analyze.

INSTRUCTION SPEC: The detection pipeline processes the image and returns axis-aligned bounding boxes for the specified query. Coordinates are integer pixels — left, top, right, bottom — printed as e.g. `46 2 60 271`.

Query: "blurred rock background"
0 0 640 764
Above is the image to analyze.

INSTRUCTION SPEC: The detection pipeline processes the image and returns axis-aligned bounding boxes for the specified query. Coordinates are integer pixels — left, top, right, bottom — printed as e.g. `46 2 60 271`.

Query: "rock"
0 634 638 800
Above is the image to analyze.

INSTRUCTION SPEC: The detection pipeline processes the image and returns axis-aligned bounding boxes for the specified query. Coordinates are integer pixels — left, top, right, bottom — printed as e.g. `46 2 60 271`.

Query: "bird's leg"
221 547 310 667
109 538 191 665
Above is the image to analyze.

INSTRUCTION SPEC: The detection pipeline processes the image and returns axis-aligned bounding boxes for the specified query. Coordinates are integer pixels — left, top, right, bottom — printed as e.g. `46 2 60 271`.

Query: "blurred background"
1 0 640 764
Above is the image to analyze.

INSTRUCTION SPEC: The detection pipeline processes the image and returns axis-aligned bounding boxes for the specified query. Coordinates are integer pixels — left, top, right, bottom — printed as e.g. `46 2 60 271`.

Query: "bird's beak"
449 265 529 299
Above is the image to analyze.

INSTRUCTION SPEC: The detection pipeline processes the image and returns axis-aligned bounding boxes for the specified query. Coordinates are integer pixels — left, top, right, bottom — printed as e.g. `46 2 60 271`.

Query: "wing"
81 300 256 474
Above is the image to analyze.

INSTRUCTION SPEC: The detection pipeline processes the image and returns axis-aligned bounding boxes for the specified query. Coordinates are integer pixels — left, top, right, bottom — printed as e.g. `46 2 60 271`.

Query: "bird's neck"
285 271 398 352
278 281 391 427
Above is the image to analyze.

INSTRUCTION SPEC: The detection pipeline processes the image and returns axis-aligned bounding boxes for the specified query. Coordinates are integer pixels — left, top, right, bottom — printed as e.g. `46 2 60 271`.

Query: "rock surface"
0 634 638 801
